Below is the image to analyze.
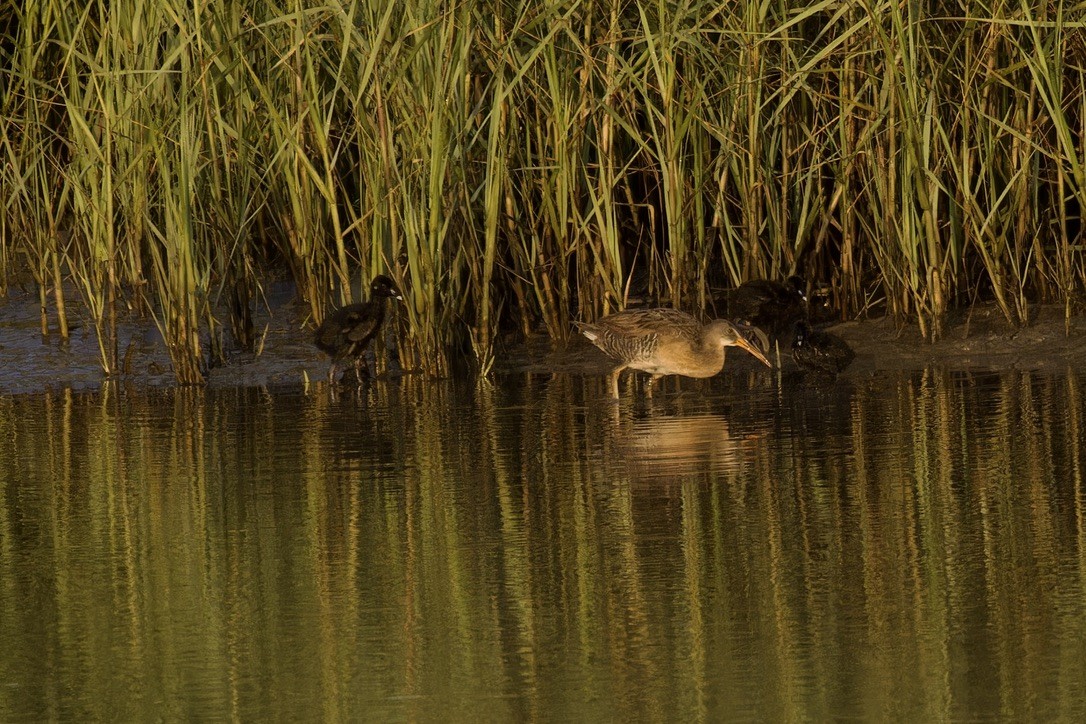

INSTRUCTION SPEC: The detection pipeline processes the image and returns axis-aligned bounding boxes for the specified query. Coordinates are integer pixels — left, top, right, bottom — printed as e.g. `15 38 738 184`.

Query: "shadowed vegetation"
2 0 1085 382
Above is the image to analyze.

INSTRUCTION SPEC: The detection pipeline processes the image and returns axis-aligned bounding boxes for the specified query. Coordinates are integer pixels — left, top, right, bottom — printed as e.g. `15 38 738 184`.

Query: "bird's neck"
697 334 725 354
695 338 727 372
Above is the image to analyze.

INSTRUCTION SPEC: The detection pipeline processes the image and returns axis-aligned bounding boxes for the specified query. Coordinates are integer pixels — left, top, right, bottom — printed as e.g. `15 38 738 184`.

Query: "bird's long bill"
733 334 772 367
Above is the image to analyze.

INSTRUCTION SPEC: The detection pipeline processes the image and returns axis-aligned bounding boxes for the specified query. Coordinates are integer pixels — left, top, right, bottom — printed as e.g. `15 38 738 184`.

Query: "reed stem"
2 0 1084 382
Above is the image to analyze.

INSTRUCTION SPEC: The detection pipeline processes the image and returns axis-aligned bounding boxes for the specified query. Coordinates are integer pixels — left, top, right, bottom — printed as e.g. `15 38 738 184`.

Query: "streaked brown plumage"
574 308 772 398
315 275 402 384
791 321 854 377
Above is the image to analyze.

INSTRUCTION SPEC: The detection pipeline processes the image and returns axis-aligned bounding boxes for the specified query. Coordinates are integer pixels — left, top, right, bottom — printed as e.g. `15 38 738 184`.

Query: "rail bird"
575 308 772 398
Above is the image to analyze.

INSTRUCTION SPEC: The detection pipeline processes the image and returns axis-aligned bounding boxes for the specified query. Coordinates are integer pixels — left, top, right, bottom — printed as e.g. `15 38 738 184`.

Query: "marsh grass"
2 0 1085 381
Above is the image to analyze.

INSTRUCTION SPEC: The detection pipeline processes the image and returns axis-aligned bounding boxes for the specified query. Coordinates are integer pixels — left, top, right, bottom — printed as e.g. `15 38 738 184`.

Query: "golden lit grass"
1 0 1084 381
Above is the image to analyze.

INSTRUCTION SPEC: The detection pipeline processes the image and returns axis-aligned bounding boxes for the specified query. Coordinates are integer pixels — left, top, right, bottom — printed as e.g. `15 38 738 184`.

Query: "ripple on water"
2 370 1086 721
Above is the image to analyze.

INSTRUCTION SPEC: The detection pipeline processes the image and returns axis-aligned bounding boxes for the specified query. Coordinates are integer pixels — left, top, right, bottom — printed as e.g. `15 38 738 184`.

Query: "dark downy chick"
728 276 808 339
791 320 854 377
315 275 403 384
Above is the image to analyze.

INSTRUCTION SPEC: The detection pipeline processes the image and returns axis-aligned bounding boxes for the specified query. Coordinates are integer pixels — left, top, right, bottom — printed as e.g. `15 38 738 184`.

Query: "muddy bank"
2 282 1085 395
503 302 1086 378
0 281 321 394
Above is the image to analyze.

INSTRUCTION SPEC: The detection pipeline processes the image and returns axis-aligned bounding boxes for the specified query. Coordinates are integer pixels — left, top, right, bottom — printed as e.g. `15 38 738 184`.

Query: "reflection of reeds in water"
2 371 1086 719
829 369 1086 719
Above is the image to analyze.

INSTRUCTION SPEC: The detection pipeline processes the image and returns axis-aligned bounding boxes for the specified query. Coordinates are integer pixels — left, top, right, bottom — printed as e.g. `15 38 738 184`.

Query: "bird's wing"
343 307 381 343
596 308 700 340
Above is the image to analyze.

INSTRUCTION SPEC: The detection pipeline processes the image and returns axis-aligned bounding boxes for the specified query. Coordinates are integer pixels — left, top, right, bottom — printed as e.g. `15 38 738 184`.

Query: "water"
2 369 1085 721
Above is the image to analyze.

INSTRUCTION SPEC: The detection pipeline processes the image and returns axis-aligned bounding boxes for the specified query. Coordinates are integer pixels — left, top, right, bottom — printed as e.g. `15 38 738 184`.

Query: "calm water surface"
2 369 1085 721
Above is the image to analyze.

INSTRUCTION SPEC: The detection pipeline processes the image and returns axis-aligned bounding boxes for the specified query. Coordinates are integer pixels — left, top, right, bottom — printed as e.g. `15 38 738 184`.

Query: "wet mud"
3 280 1086 394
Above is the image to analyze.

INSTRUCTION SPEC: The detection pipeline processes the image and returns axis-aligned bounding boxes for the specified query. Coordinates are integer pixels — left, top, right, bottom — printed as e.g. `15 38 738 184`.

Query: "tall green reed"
2 0 1085 385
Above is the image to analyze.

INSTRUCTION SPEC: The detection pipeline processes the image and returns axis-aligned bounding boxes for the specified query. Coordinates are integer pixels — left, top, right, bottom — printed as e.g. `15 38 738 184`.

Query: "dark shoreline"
3 282 1085 395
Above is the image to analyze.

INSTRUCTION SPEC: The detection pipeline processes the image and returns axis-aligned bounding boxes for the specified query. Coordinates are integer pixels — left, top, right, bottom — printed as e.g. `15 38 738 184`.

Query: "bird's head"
370 275 403 301
786 275 808 302
706 320 772 368
792 320 812 348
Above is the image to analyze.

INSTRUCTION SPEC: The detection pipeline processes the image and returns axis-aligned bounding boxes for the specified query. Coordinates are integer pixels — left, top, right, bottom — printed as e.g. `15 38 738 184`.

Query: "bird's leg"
607 365 625 399
354 357 366 385
327 362 338 386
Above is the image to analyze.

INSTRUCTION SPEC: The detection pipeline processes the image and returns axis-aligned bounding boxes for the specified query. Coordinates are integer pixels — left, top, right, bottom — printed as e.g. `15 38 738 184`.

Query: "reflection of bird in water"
624 414 735 477
728 276 808 339
791 321 854 377
574 308 771 398
315 275 403 385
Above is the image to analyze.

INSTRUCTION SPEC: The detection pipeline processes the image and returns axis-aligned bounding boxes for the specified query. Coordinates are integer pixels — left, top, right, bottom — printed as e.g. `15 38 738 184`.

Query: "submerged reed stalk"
1 0 1084 383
